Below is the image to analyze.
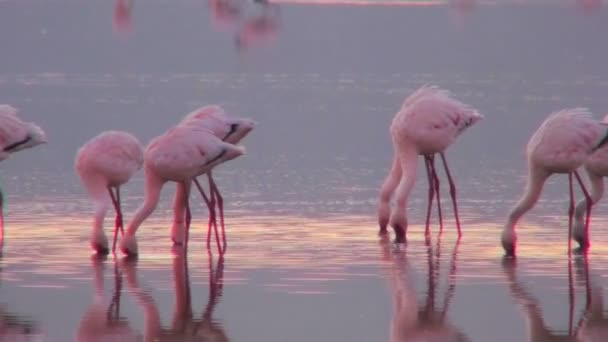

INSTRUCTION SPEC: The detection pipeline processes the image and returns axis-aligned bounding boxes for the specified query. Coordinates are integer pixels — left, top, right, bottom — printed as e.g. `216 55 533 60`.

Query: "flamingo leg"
108 187 124 253
194 178 220 253
430 155 443 234
425 239 436 313
424 156 435 237
568 173 575 253
207 171 228 253
184 183 192 252
568 254 575 335
573 170 592 250
208 172 226 253
0 189 4 252
439 153 461 236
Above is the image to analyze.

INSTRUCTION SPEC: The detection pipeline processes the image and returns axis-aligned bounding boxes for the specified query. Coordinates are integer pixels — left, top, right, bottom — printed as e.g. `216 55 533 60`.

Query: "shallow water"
1 0 608 341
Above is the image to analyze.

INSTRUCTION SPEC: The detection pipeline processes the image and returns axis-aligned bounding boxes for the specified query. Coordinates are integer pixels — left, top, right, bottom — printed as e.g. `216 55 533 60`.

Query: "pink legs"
108 187 124 253
573 171 592 251
0 190 4 252
207 172 227 250
424 155 444 238
439 153 461 237
193 178 222 253
423 153 459 238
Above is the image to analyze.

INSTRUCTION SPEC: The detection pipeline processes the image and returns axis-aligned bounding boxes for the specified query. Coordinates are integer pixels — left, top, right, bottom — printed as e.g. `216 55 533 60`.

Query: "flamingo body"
75 131 143 253
171 105 255 249
378 85 482 242
0 105 46 249
501 108 608 255
119 124 245 255
0 105 47 160
179 105 256 144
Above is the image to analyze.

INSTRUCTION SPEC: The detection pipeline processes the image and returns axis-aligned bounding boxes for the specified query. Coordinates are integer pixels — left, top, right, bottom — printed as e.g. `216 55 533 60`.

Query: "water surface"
1 0 608 341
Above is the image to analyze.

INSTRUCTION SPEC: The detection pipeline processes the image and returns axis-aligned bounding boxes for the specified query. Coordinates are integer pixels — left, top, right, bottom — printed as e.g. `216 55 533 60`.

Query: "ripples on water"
1 0 608 341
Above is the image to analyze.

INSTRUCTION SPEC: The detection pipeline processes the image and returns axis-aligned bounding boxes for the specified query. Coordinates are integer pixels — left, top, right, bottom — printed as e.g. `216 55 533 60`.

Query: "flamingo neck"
125 169 163 237
506 166 548 229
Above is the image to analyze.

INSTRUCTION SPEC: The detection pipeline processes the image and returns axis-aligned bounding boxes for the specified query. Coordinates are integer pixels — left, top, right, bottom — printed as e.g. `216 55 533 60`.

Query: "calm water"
1 0 608 341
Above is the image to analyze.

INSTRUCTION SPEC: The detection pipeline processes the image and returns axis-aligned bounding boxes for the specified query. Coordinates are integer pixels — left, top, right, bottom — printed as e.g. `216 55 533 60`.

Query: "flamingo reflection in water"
379 236 469 341
503 254 608 341
120 251 227 341
76 255 140 342
0 265 42 341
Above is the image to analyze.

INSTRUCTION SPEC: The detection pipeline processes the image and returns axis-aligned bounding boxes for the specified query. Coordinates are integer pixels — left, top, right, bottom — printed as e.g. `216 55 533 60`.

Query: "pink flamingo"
0 105 47 247
235 4 280 52
501 108 608 256
118 124 245 255
172 105 256 252
113 0 134 34
209 0 242 30
377 85 482 243
572 113 608 251
75 131 144 254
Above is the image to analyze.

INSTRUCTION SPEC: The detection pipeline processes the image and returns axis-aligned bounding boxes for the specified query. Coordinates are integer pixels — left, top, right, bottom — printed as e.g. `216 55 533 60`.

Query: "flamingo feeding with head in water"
118 123 245 256
377 85 482 243
172 105 255 253
501 108 608 257
75 131 144 254
0 105 47 248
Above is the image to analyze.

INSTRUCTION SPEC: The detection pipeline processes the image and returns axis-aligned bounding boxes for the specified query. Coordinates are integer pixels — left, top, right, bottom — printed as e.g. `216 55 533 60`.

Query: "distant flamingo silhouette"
378 85 482 243
172 105 256 252
501 108 608 256
0 105 47 248
572 114 608 251
119 124 245 255
75 131 144 254
113 0 134 34
235 2 280 52
379 236 468 341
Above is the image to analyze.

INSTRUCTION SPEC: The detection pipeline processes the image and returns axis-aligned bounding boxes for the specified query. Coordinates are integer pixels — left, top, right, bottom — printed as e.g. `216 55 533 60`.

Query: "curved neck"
126 168 164 236
506 165 548 229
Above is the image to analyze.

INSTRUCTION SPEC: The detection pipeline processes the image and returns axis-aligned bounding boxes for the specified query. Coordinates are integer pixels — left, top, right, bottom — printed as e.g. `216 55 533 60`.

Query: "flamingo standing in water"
172 105 256 251
75 131 144 254
119 124 245 256
0 105 47 246
501 108 608 256
572 114 608 251
378 85 482 243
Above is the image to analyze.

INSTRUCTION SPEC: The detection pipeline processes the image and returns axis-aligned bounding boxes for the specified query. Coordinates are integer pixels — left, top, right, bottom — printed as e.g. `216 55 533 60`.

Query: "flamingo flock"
1 84 608 257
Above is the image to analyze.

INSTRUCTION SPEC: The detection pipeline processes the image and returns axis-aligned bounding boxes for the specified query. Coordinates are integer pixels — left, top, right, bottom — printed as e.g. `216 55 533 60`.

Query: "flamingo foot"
119 235 138 256
392 224 406 244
